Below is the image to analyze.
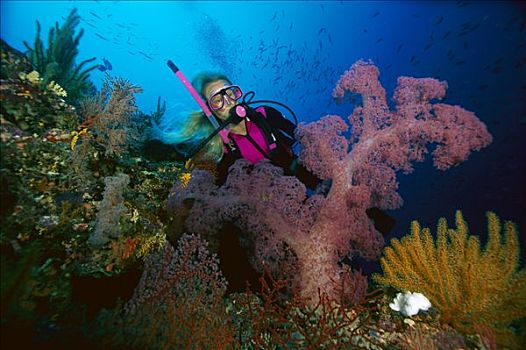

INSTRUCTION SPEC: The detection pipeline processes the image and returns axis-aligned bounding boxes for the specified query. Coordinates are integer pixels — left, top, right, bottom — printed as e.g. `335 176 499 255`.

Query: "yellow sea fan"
373 210 526 348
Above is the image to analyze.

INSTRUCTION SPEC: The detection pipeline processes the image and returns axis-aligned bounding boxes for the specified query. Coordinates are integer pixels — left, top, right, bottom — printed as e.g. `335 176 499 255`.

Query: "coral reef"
1 39 79 134
373 210 526 348
167 59 492 304
100 234 411 350
1 28 183 347
22 8 98 103
97 234 236 349
0 11 512 347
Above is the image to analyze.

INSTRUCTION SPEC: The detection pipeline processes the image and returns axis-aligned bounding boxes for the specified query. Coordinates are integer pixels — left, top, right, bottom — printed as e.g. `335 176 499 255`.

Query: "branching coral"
100 234 235 349
23 8 98 103
168 60 492 305
77 75 143 157
373 210 526 348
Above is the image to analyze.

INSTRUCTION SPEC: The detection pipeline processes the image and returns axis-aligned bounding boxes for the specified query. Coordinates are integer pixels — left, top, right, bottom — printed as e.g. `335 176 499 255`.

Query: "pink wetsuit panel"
229 107 270 164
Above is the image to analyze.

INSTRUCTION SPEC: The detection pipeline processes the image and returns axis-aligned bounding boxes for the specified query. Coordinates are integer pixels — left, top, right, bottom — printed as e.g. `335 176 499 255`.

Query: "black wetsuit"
216 105 320 189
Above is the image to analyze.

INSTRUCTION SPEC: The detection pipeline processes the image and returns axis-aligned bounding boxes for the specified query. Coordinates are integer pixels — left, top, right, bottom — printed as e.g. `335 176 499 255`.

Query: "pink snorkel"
166 60 231 145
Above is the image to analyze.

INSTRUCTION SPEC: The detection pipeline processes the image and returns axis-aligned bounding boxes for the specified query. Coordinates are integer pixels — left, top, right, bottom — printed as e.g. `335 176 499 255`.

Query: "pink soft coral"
168 60 492 304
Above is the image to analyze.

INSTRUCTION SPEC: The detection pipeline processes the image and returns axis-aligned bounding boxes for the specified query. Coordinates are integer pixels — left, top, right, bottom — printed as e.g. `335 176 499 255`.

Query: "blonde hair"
151 72 232 164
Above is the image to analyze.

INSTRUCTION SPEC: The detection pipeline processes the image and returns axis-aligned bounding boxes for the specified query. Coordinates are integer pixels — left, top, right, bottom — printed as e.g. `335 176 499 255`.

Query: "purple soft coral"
168 60 492 304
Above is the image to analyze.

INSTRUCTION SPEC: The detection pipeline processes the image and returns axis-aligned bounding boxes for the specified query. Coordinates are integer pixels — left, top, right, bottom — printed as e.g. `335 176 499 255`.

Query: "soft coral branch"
169 59 492 304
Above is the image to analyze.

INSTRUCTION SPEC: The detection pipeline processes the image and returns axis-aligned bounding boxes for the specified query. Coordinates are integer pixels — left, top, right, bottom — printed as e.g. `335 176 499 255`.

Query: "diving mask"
207 85 243 111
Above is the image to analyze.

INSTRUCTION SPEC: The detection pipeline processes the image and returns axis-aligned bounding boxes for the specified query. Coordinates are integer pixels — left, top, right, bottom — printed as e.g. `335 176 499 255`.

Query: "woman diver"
150 65 320 189
148 65 325 292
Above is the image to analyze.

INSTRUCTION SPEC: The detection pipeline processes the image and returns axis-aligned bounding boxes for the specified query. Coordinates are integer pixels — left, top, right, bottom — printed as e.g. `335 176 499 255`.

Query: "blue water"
2 0 525 252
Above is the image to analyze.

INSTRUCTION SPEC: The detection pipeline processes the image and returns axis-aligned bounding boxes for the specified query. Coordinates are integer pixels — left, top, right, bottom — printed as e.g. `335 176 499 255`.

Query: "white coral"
389 291 431 317
89 173 130 247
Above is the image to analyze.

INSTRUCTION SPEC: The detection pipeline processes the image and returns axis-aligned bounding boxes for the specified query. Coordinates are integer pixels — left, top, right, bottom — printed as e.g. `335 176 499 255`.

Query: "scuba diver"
149 61 394 229
149 61 394 232
150 61 320 189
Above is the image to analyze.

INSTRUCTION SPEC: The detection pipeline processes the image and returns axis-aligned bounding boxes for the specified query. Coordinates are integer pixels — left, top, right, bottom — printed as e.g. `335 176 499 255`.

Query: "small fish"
271 11 277 20
372 11 380 18
97 57 112 72
376 37 383 43
89 11 102 19
138 51 153 60
289 22 293 31
95 33 108 41
455 60 466 65
102 57 112 70
363 28 368 33
318 27 327 35
442 30 451 39
435 16 444 25
424 42 433 51
396 44 403 53
328 34 332 44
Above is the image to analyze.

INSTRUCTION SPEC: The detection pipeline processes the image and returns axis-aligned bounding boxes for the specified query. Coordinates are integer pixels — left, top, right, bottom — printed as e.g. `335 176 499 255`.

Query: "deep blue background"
2 1 525 263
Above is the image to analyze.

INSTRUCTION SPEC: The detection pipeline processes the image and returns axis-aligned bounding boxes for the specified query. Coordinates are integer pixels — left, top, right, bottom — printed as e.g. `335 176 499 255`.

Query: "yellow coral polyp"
137 232 167 258
70 128 88 150
130 208 140 224
19 70 42 85
179 172 192 189
70 134 79 151
15 90 32 98
47 81 67 97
